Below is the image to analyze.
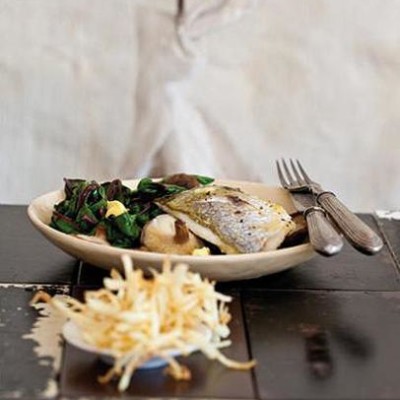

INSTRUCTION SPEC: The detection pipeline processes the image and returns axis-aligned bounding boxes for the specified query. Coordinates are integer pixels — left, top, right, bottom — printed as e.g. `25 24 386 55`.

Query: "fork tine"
290 159 304 184
296 159 312 184
282 159 295 184
276 160 289 187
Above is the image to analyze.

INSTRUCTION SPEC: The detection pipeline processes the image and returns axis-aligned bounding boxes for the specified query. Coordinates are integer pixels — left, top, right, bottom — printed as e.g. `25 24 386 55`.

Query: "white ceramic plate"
63 320 211 368
27 179 315 281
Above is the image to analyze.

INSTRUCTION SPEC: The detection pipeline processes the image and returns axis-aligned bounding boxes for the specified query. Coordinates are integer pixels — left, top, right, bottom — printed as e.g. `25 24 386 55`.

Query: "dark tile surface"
244 289 400 399
0 285 69 399
0 205 78 283
75 262 109 286
221 214 400 292
60 290 255 399
375 215 400 274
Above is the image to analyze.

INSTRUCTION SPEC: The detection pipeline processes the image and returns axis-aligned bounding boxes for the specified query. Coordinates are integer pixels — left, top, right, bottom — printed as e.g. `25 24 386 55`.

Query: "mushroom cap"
141 214 204 255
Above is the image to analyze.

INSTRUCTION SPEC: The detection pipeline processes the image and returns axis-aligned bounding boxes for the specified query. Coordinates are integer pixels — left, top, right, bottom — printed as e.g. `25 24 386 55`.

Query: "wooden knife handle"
317 192 383 255
305 207 344 256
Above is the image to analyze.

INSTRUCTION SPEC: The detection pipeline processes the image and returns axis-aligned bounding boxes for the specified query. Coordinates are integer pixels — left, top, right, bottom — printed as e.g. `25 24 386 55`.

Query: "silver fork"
285 159 383 255
277 159 344 256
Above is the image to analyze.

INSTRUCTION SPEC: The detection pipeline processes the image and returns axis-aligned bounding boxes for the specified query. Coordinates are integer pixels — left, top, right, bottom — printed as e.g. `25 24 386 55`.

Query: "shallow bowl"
27 179 315 281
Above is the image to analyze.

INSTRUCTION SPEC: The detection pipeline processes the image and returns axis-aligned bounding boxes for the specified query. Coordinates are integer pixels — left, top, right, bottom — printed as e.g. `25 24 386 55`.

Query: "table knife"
290 191 344 256
305 185 384 255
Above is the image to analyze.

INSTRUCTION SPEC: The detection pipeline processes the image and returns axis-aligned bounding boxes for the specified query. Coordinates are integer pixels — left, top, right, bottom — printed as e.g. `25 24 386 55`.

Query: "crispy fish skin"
156 186 296 254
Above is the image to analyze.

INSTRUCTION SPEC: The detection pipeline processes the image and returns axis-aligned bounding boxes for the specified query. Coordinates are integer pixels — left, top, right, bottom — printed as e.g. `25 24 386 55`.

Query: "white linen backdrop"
0 0 399 211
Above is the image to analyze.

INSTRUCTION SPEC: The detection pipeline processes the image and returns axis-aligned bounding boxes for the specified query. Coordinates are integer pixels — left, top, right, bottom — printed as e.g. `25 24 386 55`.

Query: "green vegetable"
50 173 214 249
105 213 140 248
102 179 132 204
51 212 79 234
136 204 164 227
75 204 100 233
195 175 215 185
50 179 107 234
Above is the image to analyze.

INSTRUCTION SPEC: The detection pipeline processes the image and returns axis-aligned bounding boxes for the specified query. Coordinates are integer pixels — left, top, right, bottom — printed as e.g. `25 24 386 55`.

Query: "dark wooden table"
1 205 400 399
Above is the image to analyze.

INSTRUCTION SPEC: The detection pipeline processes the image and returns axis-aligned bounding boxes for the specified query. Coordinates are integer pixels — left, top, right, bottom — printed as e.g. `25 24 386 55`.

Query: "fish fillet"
156 185 296 254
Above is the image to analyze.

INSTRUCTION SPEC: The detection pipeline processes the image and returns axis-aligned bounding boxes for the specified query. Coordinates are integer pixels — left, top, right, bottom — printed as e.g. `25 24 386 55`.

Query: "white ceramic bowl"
63 320 210 368
27 179 315 281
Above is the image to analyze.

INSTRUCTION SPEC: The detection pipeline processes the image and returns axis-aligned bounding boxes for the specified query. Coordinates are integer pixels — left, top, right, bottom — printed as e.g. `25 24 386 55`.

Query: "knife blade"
306 182 383 255
290 191 344 256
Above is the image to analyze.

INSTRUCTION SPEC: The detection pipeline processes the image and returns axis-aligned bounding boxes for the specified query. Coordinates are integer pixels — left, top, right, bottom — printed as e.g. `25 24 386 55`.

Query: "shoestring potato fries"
31 255 256 392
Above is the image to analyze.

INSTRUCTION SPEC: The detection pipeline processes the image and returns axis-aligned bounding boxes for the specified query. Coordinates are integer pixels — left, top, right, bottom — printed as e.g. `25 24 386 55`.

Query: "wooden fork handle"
304 207 344 256
317 192 383 255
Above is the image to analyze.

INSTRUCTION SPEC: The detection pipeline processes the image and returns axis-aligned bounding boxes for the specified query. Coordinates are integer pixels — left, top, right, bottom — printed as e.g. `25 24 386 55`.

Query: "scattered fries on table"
31 255 256 392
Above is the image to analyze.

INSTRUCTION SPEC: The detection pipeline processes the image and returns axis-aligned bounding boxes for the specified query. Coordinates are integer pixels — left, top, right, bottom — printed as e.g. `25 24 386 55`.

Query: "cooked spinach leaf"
101 179 132 203
51 180 107 234
105 213 140 248
195 175 214 185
